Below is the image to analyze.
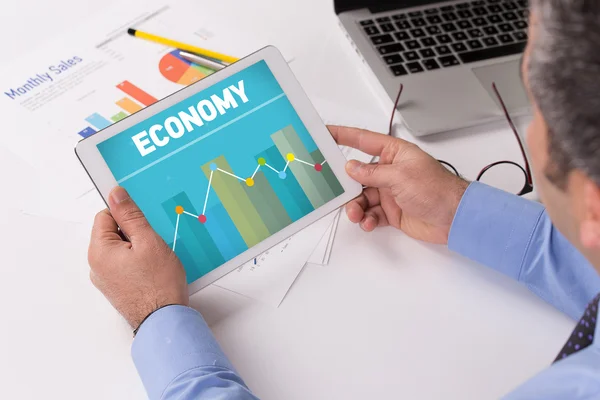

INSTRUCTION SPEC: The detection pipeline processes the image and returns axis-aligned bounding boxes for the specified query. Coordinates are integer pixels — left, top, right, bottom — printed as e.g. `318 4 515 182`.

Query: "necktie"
554 293 600 362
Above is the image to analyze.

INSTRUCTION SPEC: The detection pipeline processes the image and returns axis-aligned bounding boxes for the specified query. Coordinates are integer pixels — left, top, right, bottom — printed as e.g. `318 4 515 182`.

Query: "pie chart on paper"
159 50 216 86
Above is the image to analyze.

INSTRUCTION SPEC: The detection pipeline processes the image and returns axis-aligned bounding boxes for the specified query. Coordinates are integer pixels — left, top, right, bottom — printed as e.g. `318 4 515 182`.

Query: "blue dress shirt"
132 182 600 399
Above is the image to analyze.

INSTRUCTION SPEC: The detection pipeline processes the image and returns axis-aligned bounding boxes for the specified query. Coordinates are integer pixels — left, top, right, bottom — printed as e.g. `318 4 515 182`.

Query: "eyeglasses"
389 84 533 196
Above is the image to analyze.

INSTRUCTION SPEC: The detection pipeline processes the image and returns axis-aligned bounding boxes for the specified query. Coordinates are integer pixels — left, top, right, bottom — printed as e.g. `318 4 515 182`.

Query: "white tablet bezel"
75 45 362 294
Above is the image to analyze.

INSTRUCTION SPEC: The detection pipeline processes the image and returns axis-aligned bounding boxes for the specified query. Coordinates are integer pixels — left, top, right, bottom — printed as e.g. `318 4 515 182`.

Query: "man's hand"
329 126 469 244
88 186 188 329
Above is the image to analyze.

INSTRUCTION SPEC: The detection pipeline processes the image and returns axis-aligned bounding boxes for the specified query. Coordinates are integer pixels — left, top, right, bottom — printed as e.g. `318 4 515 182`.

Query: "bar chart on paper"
162 125 345 283
75 48 221 140
76 80 158 138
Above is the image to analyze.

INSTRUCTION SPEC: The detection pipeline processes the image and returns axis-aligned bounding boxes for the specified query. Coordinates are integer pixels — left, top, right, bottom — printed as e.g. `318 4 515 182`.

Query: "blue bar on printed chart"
77 127 97 138
85 113 112 130
204 203 248 260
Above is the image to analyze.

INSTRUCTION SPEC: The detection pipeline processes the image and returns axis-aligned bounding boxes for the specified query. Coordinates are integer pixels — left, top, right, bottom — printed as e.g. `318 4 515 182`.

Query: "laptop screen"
334 0 453 14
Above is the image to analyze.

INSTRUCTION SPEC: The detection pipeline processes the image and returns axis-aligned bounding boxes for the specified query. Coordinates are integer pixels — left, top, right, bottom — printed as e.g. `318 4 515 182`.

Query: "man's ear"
580 179 600 249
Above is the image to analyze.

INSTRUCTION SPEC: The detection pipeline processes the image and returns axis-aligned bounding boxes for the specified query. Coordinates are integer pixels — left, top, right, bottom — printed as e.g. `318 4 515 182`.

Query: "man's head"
523 0 600 267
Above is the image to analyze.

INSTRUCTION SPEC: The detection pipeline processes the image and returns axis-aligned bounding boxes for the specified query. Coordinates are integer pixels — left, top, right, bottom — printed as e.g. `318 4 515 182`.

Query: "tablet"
76 46 362 293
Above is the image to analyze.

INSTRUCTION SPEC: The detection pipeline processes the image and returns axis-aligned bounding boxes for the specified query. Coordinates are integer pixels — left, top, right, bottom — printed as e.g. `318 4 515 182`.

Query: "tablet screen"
96 60 345 283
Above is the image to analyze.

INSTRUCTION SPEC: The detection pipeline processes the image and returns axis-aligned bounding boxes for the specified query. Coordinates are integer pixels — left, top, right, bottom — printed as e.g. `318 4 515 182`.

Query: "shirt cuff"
448 181 545 280
131 305 235 400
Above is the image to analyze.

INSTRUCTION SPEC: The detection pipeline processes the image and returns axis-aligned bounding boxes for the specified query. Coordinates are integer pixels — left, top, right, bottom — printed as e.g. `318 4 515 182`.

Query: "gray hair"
528 0 600 188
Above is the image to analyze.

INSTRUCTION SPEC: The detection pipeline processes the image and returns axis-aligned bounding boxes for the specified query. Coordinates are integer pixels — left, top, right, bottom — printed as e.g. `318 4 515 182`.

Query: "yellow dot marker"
286 153 295 161
257 157 266 166
175 205 184 214
245 178 255 187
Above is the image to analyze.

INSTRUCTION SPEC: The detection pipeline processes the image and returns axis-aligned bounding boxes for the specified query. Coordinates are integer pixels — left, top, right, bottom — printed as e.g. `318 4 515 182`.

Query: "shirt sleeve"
502 344 600 399
448 182 600 320
131 305 258 400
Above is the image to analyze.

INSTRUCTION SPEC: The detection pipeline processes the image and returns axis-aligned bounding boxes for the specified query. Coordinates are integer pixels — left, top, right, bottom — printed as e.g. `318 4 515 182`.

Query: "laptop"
335 0 531 136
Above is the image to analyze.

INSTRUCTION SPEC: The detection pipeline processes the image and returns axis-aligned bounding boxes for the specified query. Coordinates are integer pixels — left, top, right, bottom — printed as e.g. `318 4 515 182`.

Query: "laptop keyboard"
359 0 529 76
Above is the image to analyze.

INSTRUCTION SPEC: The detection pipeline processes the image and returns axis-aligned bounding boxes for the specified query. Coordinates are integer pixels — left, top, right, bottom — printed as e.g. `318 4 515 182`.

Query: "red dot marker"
198 215 207 224
314 163 323 172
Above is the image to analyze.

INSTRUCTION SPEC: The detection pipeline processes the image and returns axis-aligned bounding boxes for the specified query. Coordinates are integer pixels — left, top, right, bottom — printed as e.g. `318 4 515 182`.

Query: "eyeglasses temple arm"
389 84 404 136
491 82 533 185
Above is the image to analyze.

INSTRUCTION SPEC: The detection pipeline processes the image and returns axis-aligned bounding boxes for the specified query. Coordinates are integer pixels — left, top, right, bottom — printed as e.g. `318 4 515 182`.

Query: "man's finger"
107 186 154 243
90 209 122 243
362 187 381 208
345 199 366 223
328 125 409 156
345 160 396 188
89 210 126 266
351 192 369 211
345 186 379 221
378 190 402 229
361 205 389 232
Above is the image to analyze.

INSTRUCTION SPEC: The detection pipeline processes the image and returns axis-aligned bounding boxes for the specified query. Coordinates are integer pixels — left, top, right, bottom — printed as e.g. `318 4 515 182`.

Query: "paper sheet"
322 209 342 264
214 212 336 307
308 221 333 265
0 0 284 223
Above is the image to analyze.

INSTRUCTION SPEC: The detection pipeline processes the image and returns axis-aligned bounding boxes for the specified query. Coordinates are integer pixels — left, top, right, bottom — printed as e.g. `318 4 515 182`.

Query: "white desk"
0 0 575 399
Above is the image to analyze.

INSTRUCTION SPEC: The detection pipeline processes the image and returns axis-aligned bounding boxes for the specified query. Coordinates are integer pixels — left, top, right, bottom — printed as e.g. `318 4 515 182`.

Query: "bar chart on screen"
161 125 344 283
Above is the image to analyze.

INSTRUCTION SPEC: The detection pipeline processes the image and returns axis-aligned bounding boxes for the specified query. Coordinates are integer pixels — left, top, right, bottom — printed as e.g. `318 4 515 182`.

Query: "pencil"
127 28 239 64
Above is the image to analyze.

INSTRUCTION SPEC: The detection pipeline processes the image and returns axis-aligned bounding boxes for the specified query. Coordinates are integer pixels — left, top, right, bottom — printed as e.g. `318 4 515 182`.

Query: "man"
88 0 600 398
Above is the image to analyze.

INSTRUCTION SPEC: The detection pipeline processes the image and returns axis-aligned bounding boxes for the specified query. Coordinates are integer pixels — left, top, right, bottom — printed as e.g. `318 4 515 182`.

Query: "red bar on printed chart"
116 81 158 107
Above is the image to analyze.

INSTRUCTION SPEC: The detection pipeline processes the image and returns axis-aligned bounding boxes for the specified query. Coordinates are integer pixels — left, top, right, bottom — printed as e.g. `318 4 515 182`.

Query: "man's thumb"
107 186 153 242
345 160 393 188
